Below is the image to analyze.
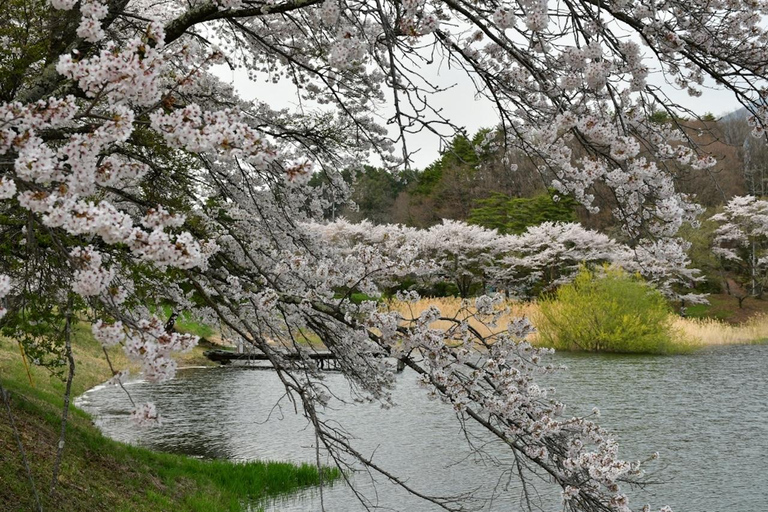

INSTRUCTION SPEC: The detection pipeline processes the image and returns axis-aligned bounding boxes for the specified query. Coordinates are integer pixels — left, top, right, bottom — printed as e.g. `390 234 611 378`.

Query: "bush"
535 266 684 354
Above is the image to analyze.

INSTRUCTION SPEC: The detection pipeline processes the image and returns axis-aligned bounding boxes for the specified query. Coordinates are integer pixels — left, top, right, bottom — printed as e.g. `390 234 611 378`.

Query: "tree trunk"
51 303 75 495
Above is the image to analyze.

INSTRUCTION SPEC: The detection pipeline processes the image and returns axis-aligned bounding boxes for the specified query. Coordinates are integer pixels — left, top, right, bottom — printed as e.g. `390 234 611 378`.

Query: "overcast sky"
216 57 744 169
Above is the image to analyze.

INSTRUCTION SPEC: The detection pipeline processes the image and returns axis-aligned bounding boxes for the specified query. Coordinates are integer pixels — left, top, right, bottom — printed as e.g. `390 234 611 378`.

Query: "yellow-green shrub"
535 266 683 354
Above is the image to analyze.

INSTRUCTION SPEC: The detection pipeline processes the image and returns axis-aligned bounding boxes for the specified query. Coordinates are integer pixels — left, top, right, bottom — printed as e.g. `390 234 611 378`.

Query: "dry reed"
672 315 768 346
386 297 768 348
385 297 540 340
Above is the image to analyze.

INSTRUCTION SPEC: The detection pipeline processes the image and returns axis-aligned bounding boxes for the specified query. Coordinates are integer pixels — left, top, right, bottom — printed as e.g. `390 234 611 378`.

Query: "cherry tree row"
309 218 705 302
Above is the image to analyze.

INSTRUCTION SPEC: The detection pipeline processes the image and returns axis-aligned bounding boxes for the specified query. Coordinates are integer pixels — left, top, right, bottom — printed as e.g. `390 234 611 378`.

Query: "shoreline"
0 323 337 512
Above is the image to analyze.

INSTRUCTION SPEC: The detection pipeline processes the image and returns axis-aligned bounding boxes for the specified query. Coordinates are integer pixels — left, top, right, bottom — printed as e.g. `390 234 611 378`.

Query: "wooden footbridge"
205 348 341 370
204 348 406 372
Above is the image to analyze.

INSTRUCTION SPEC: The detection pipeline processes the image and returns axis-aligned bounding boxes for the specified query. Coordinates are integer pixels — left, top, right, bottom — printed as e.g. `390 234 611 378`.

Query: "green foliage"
308 166 414 222
349 166 413 222
316 128 532 228
648 110 689 124
648 110 672 124
676 210 722 294
535 266 685 354
467 189 577 234
159 305 216 339
427 280 466 298
1 304 67 373
0 0 53 102
412 160 445 196
412 131 489 196
348 292 382 304
683 303 733 321
383 277 462 299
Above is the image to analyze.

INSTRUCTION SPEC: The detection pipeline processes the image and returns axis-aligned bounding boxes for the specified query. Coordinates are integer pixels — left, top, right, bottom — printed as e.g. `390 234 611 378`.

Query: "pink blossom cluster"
130 402 160 426
0 177 15 200
1 96 78 149
121 316 197 383
56 39 165 106
92 320 126 347
329 30 368 70
141 206 187 230
492 7 516 30
398 0 440 35
49 0 108 42
150 105 275 166
70 246 115 298
523 0 548 31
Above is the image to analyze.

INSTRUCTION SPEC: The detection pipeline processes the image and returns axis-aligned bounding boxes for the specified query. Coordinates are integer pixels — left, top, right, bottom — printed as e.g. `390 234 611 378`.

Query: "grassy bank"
385 297 768 351
683 292 768 324
0 322 337 512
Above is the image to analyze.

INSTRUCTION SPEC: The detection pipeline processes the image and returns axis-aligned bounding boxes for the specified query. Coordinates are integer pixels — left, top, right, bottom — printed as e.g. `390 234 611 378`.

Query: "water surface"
77 344 768 511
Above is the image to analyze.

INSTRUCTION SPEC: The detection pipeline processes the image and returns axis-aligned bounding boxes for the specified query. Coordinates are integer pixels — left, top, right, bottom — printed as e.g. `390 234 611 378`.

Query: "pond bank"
0 322 335 512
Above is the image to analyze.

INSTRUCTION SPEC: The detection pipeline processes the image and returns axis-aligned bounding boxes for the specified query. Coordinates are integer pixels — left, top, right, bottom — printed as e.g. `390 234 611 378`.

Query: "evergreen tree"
468 190 577 234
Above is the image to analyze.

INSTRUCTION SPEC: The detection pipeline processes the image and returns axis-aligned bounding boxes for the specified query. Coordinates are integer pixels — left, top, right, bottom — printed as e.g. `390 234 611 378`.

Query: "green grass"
679 293 768 324
684 301 734 321
0 322 339 512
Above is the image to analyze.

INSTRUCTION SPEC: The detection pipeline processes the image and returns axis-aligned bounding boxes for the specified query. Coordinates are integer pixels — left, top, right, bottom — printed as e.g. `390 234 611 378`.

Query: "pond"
76 344 768 511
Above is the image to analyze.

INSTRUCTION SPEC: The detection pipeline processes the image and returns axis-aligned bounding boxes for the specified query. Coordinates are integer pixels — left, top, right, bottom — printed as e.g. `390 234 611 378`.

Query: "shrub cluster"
535 266 685 354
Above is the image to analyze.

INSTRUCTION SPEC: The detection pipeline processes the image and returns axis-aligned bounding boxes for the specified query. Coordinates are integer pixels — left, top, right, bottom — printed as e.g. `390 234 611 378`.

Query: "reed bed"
385 297 539 341
386 297 768 348
673 315 768 346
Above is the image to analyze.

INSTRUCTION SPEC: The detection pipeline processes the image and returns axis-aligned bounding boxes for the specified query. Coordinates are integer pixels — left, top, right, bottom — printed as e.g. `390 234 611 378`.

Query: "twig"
17 340 34 387
102 347 135 407
315 430 326 512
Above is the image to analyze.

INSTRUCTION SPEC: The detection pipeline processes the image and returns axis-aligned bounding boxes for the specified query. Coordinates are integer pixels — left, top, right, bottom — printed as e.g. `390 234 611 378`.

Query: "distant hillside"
720 106 749 121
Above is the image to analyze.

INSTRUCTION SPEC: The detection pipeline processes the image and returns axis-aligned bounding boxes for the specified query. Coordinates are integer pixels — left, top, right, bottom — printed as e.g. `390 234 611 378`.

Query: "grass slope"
0 322 337 512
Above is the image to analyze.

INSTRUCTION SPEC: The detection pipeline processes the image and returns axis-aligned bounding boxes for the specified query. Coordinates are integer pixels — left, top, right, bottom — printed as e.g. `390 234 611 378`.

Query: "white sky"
215 58 744 169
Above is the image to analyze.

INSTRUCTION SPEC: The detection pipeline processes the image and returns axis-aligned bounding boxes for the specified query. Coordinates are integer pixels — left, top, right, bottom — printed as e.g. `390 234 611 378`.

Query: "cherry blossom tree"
621 238 706 307
1 0 766 510
312 218 704 302
420 219 504 297
710 195 768 307
497 221 624 296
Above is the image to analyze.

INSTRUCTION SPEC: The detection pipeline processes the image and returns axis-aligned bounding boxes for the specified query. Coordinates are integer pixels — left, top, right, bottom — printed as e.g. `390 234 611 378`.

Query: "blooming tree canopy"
312 218 703 303
711 195 768 305
498 221 625 295
421 219 504 296
0 0 765 510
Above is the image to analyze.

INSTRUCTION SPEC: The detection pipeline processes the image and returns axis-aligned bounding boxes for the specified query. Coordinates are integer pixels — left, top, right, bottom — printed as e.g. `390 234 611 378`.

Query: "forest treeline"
315 110 765 230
